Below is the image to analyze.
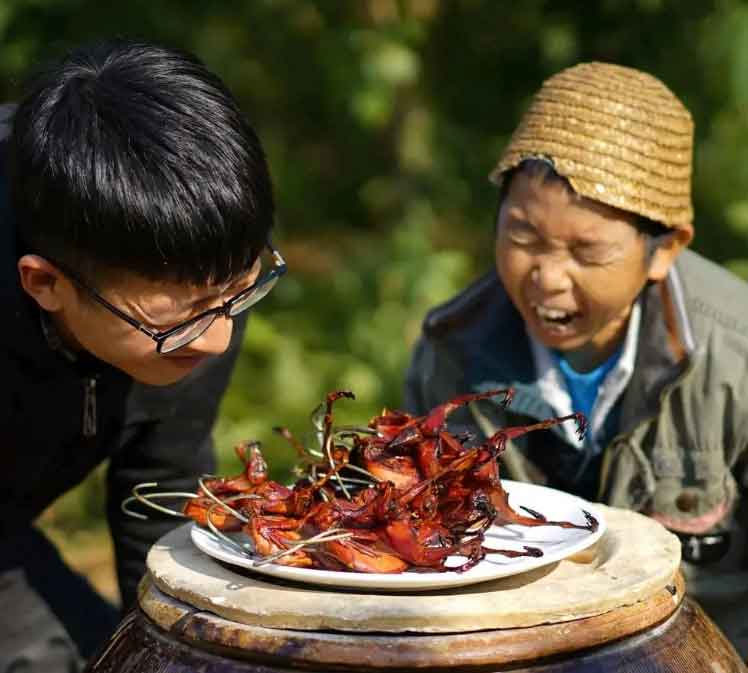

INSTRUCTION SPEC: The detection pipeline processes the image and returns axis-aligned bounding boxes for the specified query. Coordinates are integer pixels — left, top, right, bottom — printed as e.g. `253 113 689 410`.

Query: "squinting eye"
507 230 538 247
502 220 539 247
574 247 614 265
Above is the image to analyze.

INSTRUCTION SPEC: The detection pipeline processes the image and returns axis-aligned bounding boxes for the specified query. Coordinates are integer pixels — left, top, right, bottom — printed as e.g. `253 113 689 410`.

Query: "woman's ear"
17 254 71 312
647 228 693 282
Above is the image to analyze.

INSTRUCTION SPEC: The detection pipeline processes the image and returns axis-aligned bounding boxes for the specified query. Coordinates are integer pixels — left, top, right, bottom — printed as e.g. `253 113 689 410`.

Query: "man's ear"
647 228 693 282
17 254 72 312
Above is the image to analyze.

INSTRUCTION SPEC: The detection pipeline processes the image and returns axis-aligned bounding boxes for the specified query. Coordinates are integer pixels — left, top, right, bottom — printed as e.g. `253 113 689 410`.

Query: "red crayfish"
124 389 598 574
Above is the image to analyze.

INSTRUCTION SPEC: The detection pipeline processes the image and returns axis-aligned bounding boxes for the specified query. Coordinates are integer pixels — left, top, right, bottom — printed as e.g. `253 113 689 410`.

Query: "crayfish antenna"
121 482 198 520
273 426 309 459
421 388 516 434
310 391 355 432
519 505 548 522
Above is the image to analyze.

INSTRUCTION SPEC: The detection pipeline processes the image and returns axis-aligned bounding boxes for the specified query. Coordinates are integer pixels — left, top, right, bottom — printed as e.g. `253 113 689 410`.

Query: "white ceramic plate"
190 480 606 591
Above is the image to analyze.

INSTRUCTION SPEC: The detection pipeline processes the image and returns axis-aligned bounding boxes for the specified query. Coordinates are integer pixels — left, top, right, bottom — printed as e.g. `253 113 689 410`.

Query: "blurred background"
5 0 748 604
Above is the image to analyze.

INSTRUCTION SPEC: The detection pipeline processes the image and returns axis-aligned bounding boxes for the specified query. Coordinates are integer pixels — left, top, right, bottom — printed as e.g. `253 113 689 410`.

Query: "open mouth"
532 304 581 328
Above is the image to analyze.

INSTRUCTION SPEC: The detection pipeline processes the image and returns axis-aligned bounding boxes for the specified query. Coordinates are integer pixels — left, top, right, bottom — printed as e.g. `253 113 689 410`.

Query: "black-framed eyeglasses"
49 244 286 354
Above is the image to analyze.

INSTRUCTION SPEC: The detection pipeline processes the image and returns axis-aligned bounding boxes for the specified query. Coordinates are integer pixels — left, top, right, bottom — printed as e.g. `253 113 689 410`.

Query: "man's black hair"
9 40 274 286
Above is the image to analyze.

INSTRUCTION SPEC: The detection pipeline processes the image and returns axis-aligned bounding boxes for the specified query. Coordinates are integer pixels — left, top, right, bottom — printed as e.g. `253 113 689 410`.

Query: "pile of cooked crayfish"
123 389 598 574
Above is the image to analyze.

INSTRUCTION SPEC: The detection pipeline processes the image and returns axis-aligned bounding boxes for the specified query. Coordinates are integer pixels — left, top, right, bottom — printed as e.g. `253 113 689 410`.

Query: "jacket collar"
619 266 695 430
435 263 697 435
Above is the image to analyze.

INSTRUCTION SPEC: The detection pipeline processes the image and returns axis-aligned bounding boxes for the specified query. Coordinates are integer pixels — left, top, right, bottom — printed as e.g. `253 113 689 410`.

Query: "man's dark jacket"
0 105 247 610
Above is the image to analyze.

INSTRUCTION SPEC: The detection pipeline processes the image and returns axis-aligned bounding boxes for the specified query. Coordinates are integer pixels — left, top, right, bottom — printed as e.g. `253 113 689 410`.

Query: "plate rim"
189 480 607 591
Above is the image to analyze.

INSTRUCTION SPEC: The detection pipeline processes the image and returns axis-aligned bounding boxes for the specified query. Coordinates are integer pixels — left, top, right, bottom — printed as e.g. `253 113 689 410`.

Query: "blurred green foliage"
14 1 748 527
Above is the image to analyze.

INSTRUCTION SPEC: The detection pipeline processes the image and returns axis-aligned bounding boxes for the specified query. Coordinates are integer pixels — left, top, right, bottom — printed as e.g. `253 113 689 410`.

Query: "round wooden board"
137 575 688 670
145 505 681 633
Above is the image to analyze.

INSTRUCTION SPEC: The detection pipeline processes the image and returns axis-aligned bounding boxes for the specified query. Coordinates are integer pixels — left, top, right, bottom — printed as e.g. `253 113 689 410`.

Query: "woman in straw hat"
405 62 748 656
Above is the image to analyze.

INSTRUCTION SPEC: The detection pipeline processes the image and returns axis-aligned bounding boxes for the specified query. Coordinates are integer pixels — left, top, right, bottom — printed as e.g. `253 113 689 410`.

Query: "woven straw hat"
490 62 694 231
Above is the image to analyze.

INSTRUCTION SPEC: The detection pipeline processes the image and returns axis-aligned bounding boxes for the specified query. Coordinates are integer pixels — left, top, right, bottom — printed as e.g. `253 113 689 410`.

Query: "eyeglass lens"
160 274 281 353
160 313 217 353
228 275 279 317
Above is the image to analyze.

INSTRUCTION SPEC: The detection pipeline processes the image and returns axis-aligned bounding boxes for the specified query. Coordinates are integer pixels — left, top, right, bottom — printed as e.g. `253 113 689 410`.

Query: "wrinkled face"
34 263 259 386
496 172 658 371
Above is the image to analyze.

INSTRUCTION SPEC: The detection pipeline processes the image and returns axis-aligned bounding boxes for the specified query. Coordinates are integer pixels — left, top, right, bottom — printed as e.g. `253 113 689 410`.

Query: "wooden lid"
144 505 681 634
138 575 685 669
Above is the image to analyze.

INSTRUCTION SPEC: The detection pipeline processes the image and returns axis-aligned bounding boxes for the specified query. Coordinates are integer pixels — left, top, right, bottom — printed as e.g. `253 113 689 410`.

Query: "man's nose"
531 255 573 293
189 316 234 355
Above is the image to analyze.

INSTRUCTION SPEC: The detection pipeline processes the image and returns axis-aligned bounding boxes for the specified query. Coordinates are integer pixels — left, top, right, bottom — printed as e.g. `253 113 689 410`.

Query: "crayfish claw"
334 390 356 400
519 505 547 522
574 412 588 441
388 425 423 449
163 389 601 576
501 388 515 408
582 509 599 532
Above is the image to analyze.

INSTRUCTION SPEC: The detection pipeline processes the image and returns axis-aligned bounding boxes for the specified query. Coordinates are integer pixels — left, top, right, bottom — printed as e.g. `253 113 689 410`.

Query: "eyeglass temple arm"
266 239 286 270
89 292 159 338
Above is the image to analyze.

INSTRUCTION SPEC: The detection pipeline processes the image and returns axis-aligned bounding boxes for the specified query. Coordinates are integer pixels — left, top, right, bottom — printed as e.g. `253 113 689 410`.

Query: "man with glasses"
0 41 281 672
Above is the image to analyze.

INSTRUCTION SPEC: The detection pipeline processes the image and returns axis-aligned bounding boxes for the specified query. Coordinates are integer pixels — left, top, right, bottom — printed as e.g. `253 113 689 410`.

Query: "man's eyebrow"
133 268 258 325
191 274 251 306
133 305 192 328
126 295 212 327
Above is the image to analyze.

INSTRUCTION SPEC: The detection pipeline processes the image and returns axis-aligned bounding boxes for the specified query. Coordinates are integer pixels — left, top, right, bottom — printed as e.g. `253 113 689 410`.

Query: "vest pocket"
649 445 731 530
650 444 686 479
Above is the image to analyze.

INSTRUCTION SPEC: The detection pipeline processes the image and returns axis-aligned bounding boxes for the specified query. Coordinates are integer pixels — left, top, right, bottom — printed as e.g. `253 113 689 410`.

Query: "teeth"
535 305 571 320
